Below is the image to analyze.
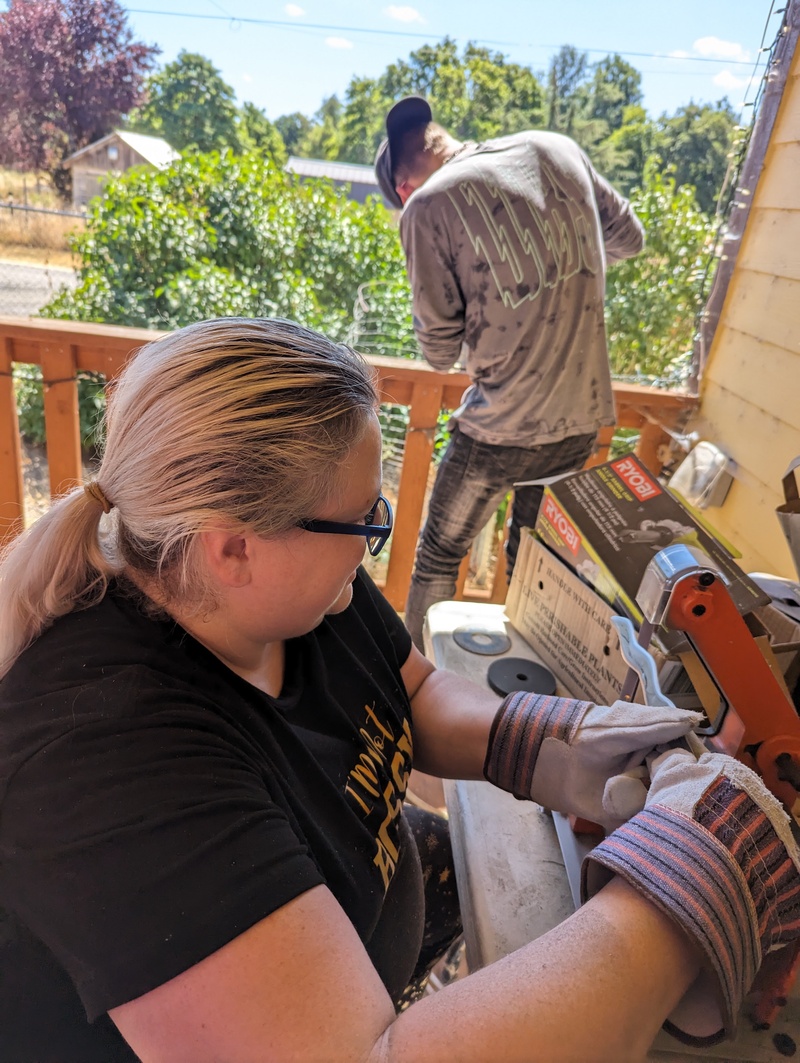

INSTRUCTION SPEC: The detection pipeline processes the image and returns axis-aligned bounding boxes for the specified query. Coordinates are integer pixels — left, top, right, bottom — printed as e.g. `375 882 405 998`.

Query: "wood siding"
71 138 147 208
691 49 800 578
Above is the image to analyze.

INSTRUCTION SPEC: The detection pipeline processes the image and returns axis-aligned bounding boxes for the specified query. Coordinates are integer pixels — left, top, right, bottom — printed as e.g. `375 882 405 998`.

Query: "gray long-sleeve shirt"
399 130 644 447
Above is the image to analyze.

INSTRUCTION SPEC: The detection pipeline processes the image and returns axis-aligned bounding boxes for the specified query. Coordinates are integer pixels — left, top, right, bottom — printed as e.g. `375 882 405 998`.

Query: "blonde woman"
1 317 798 1063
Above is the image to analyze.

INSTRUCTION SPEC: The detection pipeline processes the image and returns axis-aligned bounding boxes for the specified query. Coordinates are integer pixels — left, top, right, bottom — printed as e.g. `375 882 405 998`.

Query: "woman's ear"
198 529 253 588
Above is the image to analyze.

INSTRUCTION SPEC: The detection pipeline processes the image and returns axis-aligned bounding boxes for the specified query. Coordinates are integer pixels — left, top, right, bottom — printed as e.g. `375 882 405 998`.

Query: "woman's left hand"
484 692 702 829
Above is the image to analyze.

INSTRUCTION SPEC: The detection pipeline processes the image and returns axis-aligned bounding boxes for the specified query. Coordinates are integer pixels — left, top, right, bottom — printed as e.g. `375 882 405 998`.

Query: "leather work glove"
483 692 702 830
582 748 800 1045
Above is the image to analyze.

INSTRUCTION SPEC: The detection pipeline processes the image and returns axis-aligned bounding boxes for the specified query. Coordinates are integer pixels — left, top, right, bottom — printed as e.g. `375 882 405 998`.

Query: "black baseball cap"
374 96 433 209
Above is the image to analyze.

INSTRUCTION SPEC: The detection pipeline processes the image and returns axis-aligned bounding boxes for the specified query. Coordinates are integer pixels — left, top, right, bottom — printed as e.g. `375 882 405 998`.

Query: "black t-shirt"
0 568 415 1061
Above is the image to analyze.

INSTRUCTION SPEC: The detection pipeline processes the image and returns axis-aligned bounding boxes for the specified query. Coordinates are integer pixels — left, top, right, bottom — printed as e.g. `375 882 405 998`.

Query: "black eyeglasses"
297 494 394 557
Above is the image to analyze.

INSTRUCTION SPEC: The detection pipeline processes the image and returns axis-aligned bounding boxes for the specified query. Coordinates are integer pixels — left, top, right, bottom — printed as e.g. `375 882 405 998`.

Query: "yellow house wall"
691 50 800 579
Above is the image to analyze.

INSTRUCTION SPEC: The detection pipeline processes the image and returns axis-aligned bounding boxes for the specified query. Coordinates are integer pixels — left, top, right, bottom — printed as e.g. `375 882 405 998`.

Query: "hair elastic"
84 481 113 514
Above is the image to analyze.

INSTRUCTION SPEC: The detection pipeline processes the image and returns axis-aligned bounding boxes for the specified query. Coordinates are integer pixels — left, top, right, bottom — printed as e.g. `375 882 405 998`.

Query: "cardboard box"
506 532 631 704
533 454 769 651
507 532 800 725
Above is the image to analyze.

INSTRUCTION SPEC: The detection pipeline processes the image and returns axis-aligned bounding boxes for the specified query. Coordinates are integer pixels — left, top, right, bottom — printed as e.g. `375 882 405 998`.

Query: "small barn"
285 155 391 208
63 131 180 210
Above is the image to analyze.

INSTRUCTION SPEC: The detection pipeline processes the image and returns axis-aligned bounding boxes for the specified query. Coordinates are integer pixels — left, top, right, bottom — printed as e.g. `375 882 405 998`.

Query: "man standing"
375 96 644 649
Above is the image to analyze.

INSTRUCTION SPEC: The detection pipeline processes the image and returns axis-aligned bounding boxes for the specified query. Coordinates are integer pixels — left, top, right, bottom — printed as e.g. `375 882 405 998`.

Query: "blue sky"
121 0 777 123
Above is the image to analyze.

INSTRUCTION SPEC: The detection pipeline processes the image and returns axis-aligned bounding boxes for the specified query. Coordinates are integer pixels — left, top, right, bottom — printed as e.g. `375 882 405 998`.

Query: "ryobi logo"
543 494 581 555
611 458 661 501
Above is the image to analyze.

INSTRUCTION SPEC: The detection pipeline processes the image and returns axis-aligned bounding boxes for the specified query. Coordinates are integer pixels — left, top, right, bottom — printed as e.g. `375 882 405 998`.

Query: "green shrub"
14 365 106 450
42 149 405 340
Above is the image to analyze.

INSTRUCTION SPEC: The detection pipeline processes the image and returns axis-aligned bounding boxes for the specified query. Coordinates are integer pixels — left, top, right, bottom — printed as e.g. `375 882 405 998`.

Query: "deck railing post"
41 343 82 499
382 380 443 611
0 337 24 544
635 419 668 476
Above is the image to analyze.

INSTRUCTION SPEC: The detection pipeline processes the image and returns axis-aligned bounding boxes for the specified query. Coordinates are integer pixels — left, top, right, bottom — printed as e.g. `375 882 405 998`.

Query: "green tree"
0 0 158 185
605 160 714 378
657 100 738 214
379 38 543 143
543 47 649 174
275 111 313 155
295 95 343 159
131 51 241 153
332 38 544 165
42 149 405 341
238 102 288 166
602 105 659 195
586 55 643 134
338 77 391 165
544 45 589 135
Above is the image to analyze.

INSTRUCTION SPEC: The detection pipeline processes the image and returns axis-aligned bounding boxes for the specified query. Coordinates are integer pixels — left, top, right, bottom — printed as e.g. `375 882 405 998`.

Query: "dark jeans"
396 804 463 1009
404 427 596 650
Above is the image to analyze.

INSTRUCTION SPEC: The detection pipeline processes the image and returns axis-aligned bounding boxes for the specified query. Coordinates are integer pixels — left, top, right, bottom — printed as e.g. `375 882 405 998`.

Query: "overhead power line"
125 7 754 66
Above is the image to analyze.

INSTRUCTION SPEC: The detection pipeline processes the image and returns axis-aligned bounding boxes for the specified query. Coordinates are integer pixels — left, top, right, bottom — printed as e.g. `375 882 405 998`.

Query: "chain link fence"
0 201 81 316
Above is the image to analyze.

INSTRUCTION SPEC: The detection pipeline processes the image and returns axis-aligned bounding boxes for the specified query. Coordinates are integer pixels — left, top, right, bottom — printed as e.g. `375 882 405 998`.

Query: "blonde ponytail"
0 485 119 678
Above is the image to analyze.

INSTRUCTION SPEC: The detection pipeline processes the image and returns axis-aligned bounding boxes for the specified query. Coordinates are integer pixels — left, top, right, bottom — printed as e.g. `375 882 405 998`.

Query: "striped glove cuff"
483 692 589 799
581 776 800 1045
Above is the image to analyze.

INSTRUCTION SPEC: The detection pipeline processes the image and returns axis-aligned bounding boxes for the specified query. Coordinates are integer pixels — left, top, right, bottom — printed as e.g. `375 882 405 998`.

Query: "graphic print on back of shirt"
447 161 601 310
344 702 414 892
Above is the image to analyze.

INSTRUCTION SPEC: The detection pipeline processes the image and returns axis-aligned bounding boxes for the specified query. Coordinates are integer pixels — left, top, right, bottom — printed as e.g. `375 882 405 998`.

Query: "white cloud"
384 5 426 23
242 73 252 83
326 36 354 49
713 70 750 90
668 49 690 59
284 3 305 15
693 36 749 62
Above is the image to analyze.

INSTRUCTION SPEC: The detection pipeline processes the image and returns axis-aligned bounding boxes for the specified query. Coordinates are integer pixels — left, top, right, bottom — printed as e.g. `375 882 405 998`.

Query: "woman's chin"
327 583 355 616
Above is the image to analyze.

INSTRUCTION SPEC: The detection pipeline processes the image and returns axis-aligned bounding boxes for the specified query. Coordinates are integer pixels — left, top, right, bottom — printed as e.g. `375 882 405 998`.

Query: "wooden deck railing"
0 316 697 610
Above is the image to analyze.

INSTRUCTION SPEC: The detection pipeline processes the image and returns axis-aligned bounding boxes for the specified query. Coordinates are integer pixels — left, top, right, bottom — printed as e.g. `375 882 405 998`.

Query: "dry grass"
0 167 84 265
0 167 62 209
0 210 84 258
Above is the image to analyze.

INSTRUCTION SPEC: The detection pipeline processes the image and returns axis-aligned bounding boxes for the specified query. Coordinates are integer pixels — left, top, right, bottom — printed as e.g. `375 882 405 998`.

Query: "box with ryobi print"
530 454 769 652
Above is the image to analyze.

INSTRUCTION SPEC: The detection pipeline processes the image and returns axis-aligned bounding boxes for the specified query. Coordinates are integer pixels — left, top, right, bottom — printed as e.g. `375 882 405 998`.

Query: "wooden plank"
0 337 24 543
40 343 82 499
770 71 800 144
382 379 443 610
690 391 800 578
454 553 470 599
703 329 800 430
488 519 509 605
684 469 797 579
752 141 800 211
737 208 800 282
697 384 800 488
0 316 161 349
719 269 800 355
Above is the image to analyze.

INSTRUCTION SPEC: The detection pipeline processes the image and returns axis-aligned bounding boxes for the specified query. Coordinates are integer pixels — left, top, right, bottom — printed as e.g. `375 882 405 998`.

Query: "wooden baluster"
0 337 24 543
635 419 668 475
585 425 615 469
41 343 82 500
454 552 470 599
382 381 443 611
489 520 509 604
